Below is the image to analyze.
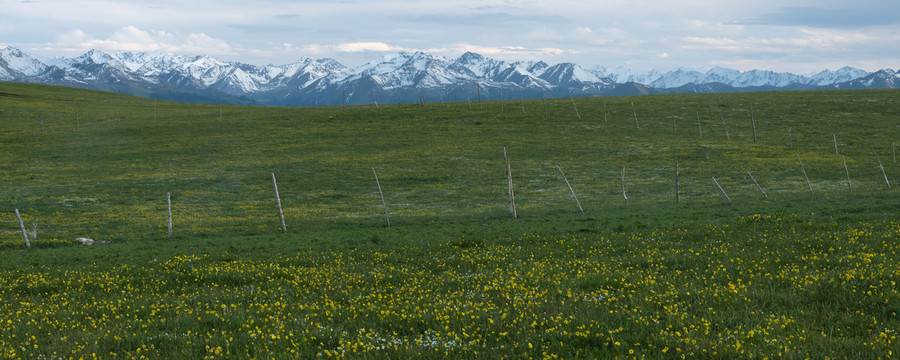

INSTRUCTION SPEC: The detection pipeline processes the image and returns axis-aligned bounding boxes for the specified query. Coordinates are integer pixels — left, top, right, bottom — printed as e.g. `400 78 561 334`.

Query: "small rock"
74 237 94 245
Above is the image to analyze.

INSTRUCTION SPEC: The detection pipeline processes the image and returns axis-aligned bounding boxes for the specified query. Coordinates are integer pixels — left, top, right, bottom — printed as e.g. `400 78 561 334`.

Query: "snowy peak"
0 46 48 78
450 51 507 78
807 66 870 86
0 47 889 106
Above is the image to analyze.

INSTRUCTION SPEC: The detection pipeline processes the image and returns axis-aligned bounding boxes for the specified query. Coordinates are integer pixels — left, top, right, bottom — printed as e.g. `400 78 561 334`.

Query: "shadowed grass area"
0 82 898 358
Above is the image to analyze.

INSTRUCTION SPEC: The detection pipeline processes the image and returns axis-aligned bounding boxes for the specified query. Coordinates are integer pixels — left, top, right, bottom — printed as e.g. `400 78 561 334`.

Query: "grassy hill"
0 82 898 358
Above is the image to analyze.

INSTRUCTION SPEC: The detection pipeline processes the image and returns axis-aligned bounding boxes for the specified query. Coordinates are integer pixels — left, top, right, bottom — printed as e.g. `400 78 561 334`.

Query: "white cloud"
51 26 236 55
333 42 407 53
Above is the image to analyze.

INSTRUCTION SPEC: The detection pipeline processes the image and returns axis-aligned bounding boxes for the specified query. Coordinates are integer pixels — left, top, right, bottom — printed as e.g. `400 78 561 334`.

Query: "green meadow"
0 82 898 358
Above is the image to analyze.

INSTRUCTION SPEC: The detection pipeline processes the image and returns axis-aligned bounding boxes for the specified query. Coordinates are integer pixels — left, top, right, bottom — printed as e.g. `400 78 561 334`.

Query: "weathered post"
675 160 680 203
167 192 173 238
631 102 639 129
712 177 731 201
842 155 852 191
520 90 526 114
796 153 813 194
750 104 757 143
833 134 839 155
874 150 891 188
476 82 483 110
556 165 584 214
570 92 582 121
15 209 30 247
372 168 390 227
721 114 730 140
504 147 517 218
697 113 703 138
499 85 504 112
271 172 286 232
747 172 768 199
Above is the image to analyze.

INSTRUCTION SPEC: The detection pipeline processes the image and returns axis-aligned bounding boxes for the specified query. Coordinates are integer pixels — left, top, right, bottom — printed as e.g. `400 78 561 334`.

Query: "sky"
1 0 899 73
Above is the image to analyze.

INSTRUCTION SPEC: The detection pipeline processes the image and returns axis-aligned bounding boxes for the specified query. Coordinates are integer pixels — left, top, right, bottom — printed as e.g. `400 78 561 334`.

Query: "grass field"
0 82 898 358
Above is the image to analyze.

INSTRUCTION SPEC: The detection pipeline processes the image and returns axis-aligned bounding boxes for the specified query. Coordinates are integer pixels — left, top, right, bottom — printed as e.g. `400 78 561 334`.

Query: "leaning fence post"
372 168 390 227
556 165 584 214
874 150 891 188
833 134 839 155
842 155 852 191
631 102 639 129
167 192 173 238
570 92 582 121
504 147 517 218
621 166 629 206
15 209 30 247
747 172 768 199
271 172 287 232
712 177 731 201
675 160 680 203
750 104 757 143
796 153 813 194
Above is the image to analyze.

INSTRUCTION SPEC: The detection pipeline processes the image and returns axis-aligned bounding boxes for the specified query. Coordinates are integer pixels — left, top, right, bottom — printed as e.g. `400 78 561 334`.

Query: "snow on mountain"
649 68 706 88
0 47 49 77
347 51 456 89
596 66 664 85
729 70 806 87
449 52 508 79
806 66 870 86
539 62 611 91
702 67 742 85
0 46 887 106
833 69 899 89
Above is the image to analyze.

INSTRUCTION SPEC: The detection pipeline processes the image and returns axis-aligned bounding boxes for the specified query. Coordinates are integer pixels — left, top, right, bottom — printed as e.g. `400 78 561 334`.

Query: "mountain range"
1 46 898 106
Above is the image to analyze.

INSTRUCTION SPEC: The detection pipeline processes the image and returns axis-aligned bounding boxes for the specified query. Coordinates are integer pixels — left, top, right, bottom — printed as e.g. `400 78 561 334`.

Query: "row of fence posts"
8 145 894 245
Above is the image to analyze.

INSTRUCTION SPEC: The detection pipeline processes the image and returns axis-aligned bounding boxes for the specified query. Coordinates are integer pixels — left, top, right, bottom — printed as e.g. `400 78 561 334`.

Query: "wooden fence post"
167 192 173 238
833 134 839 155
750 104 757 143
570 92 582 121
499 86 504 112
15 209 30 247
874 150 891 188
372 168 390 227
271 172 286 232
604 102 609 124
621 166 629 206
675 160 680 203
631 102 639 129
476 82 483 110
520 90 526 114
697 113 703 138
721 114 730 140
747 172 768 199
504 147 517 218
556 165 584 214
796 153 813 194
712 177 731 201
842 155 852 191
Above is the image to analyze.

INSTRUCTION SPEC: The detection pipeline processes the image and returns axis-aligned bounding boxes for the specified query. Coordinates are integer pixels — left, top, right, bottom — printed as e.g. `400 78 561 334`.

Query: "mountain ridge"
1 46 896 106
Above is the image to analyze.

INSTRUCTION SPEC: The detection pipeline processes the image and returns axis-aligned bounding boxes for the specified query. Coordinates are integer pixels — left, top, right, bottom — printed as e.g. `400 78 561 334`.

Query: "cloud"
53 26 236 55
747 6 900 28
406 12 567 27
425 43 570 58
334 42 406 53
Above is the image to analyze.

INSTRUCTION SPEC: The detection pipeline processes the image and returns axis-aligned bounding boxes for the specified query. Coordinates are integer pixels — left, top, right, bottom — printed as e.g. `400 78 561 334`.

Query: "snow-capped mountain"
0 46 890 106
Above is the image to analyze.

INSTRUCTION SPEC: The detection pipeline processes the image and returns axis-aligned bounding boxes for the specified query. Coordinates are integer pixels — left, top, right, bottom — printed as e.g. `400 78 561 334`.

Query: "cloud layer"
2 0 899 72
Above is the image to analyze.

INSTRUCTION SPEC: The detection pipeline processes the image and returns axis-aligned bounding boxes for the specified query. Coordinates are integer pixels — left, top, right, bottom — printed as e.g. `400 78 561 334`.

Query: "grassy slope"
0 82 898 358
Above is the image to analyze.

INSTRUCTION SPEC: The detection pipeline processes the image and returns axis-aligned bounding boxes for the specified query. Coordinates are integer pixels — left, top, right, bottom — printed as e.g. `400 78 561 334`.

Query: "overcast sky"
2 0 899 73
